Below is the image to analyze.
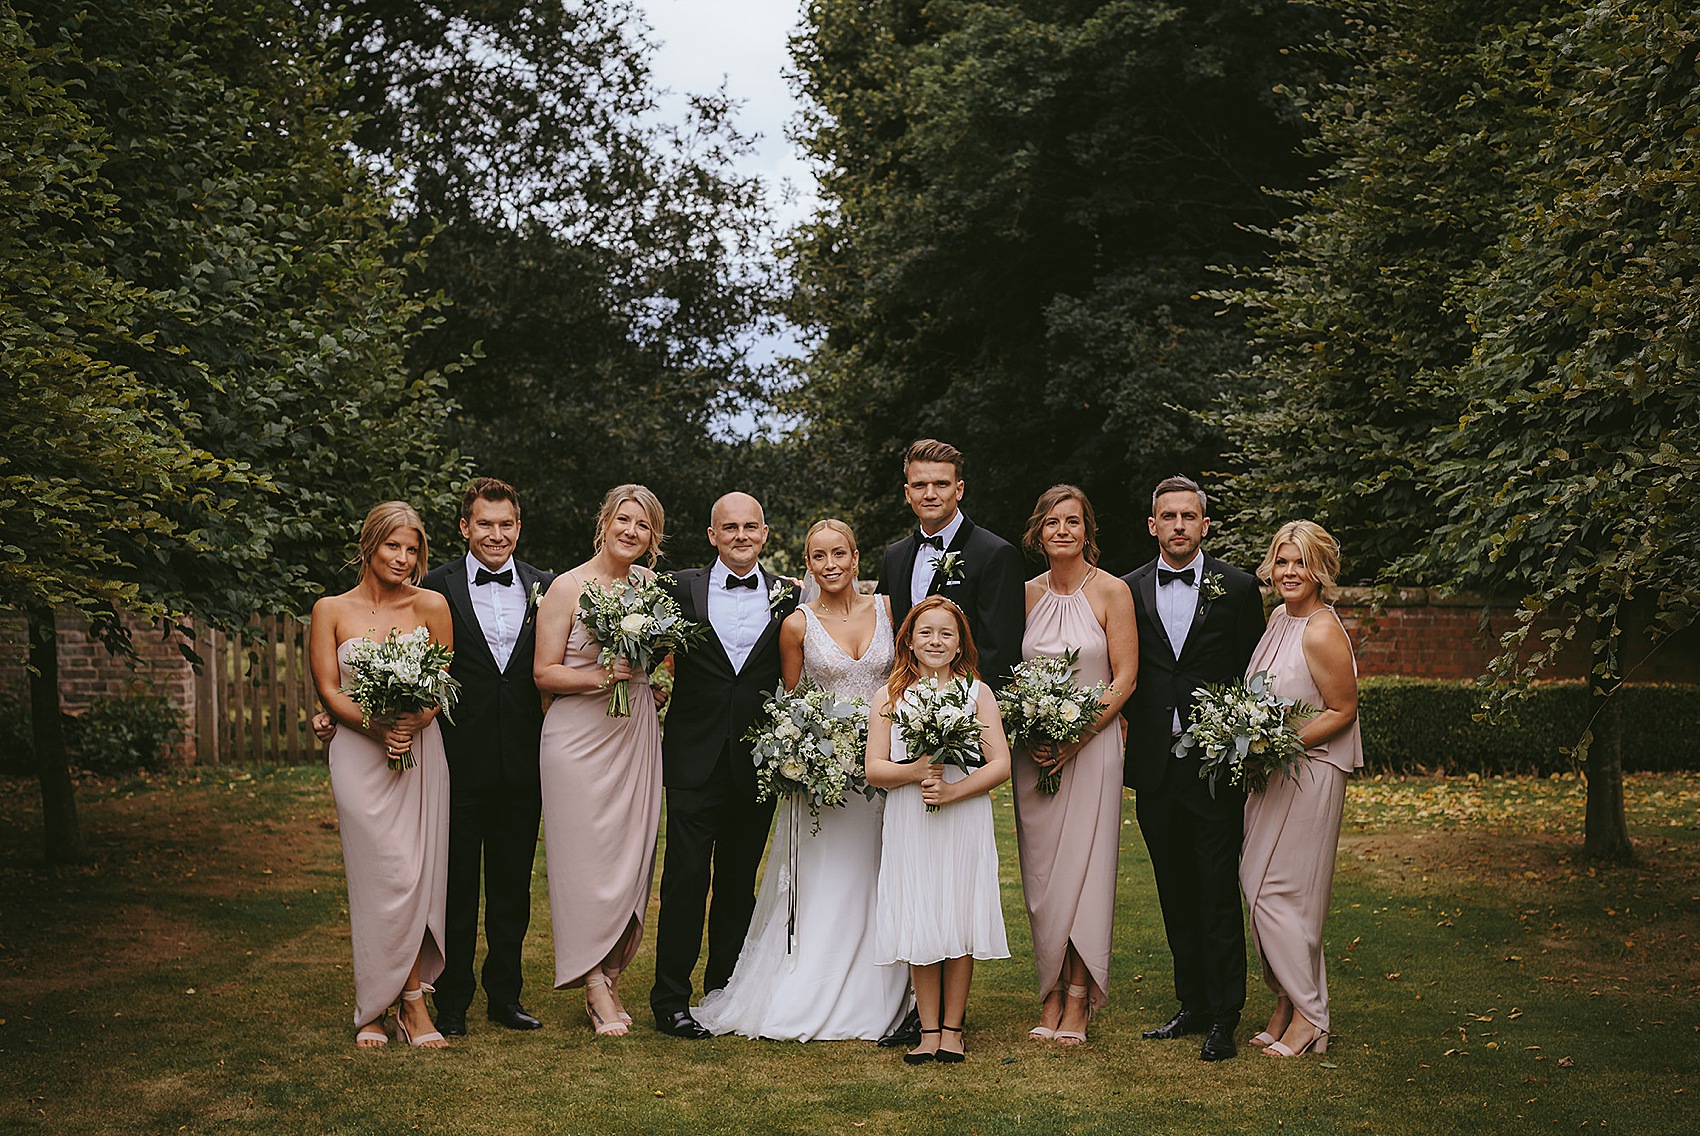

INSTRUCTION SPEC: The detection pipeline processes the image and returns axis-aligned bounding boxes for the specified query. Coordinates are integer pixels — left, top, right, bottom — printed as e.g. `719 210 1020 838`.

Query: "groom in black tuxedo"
422 478 554 1036
1122 475 1266 1061
877 438 1025 689
649 491 800 1039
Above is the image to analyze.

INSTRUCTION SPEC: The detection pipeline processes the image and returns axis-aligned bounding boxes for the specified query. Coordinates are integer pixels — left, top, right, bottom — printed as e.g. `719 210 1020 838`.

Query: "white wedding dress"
694 603 910 1041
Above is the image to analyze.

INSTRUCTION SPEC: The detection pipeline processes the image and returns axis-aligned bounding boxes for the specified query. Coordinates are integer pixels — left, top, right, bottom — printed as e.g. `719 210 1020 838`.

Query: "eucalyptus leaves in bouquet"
889 676 986 812
577 574 706 716
998 648 1109 794
340 627 460 771
746 682 871 833
1173 670 1315 797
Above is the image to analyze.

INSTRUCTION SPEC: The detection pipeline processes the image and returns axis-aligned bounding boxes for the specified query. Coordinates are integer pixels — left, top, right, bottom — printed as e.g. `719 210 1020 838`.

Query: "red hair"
886 595 979 704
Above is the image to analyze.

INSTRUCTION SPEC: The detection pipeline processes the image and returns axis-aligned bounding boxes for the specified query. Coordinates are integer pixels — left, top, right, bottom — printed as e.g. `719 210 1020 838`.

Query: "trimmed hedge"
1358 678 1700 775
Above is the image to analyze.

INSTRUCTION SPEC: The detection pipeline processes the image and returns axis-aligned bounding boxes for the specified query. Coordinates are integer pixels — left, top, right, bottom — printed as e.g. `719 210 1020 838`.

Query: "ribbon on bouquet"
786 794 801 955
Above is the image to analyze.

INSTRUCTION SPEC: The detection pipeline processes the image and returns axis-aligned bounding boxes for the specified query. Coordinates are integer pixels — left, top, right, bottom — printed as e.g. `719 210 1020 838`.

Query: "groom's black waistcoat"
660 565 798 789
424 557 554 787
877 514 1025 689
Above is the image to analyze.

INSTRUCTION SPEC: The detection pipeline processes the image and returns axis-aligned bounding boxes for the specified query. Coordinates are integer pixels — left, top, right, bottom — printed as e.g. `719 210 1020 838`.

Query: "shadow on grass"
0 769 1694 1134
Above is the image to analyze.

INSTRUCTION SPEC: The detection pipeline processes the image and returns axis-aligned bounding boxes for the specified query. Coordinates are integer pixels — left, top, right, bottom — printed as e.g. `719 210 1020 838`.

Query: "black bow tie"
1158 567 1195 588
724 573 760 590
474 567 514 587
917 534 945 550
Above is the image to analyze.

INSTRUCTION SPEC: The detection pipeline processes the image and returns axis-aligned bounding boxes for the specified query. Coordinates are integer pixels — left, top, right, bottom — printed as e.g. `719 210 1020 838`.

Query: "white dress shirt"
910 510 966 608
1154 550 1205 735
465 551 525 671
708 559 767 673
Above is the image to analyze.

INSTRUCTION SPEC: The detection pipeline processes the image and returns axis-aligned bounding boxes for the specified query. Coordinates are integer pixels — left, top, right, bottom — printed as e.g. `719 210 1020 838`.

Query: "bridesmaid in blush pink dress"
1011 486 1138 1045
308 501 453 1050
532 484 668 1037
1240 520 1362 1058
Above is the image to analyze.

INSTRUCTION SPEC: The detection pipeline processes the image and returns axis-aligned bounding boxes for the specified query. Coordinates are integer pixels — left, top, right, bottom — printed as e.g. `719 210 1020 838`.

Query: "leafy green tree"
1420 0 1700 862
323 1 778 569
788 0 1324 565
1215 0 1552 575
5 0 463 861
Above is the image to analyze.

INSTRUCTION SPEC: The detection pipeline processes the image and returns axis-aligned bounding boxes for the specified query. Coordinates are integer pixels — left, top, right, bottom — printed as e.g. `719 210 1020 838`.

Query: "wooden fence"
193 616 319 764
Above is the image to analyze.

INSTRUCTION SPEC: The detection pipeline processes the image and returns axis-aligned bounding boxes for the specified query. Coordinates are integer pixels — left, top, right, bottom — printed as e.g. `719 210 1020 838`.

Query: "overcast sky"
635 0 818 232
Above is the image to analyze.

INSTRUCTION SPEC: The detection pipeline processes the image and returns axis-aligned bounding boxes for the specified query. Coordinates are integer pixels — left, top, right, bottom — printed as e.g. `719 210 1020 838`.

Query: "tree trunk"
1581 641 1634 864
28 605 91 864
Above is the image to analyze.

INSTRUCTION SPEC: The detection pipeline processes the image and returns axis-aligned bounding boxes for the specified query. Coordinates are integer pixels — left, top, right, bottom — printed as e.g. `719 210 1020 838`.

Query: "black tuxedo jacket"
876 514 1025 688
659 564 800 791
423 556 554 791
1120 553 1267 793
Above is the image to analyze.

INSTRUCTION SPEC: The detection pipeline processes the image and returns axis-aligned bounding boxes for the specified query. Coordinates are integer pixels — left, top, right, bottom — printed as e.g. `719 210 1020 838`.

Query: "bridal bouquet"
747 682 871 833
889 676 986 812
1173 670 1315 797
577 575 706 716
340 627 460 772
997 649 1108 795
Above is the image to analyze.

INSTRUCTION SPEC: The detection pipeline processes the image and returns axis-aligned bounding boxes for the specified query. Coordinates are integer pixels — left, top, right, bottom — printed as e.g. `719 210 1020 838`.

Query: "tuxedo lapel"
748 568 795 660
927 517 975 597
691 566 735 674
504 562 544 677
890 533 919 605
445 561 500 671
1137 564 1178 661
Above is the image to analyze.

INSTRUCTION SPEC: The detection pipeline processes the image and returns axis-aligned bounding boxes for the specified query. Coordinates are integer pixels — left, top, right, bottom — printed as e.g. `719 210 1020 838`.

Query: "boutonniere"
935 550 966 586
528 580 545 609
1200 571 1226 603
767 579 796 615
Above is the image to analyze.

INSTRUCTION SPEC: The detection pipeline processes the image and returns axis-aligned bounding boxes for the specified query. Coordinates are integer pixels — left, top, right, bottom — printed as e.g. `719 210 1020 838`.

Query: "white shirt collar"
710 559 761 587
465 550 516 579
918 510 966 550
1158 549 1204 581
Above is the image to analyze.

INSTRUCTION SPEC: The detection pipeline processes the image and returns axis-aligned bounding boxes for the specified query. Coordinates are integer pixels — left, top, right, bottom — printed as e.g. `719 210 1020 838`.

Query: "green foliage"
324 2 778 570
4 0 465 644
67 690 184 775
788 0 1325 565
1358 677 1700 775
1215 0 1554 576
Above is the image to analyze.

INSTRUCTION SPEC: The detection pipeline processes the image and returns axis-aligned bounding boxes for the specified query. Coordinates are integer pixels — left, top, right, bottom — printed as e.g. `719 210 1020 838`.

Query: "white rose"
779 759 805 781
619 612 648 635
1059 701 1082 724
1021 699 1037 717
776 719 801 740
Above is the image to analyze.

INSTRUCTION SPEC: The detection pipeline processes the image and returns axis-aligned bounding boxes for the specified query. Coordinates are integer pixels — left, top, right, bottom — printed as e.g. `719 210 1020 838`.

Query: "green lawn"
0 768 1694 1135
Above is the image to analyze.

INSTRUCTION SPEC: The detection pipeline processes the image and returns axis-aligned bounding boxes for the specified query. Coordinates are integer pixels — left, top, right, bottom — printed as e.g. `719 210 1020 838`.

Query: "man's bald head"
707 491 769 575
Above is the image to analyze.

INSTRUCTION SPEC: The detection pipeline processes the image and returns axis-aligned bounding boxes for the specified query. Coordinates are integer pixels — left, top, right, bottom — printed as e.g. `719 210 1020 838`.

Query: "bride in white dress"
694 519 910 1041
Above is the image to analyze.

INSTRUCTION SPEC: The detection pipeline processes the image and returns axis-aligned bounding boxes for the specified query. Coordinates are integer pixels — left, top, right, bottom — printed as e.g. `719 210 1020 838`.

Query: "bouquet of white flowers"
746 682 871 833
998 649 1108 794
888 676 986 812
340 627 460 772
1172 670 1315 797
577 575 706 716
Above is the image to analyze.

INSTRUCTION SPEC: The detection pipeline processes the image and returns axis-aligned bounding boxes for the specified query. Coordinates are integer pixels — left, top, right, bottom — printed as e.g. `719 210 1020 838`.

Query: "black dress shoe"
487 1002 543 1031
878 1006 924 1048
436 1009 468 1038
1200 1023 1238 1061
655 1009 711 1039
1142 1009 1210 1040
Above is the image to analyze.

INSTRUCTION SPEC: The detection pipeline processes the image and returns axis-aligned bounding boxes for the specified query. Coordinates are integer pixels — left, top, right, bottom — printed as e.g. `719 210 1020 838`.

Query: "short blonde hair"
804 517 859 555
1257 520 1341 594
593 484 665 566
356 501 428 585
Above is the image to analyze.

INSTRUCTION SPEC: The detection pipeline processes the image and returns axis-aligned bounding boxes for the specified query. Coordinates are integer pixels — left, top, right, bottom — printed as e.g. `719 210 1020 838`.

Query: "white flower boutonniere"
528 580 545 609
1201 571 1226 603
768 579 796 616
934 550 966 586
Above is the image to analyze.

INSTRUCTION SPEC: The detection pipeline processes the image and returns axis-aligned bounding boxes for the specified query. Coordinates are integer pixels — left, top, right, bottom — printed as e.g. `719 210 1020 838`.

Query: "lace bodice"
800 601 894 703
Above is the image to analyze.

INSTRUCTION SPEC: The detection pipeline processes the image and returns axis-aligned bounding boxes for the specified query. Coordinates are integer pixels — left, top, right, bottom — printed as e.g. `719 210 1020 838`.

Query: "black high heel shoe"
903 1028 940 1065
935 1023 966 1064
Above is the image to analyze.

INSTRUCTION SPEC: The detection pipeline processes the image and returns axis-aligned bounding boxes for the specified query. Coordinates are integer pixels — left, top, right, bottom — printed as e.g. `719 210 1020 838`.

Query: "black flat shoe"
879 1006 924 1048
1142 1009 1210 1040
487 1002 543 1031
903 1028 941 1065
1200 1023 1238 1061
655 1009 712 1039
436 1009 468 1037
935 1024 966 1064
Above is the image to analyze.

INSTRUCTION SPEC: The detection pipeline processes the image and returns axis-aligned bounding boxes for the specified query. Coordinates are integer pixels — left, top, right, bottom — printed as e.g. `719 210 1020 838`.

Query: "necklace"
815 599 856 622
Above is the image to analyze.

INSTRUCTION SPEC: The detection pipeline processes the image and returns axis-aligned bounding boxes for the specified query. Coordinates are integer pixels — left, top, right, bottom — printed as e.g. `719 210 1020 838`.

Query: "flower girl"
865 596 1011 1064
